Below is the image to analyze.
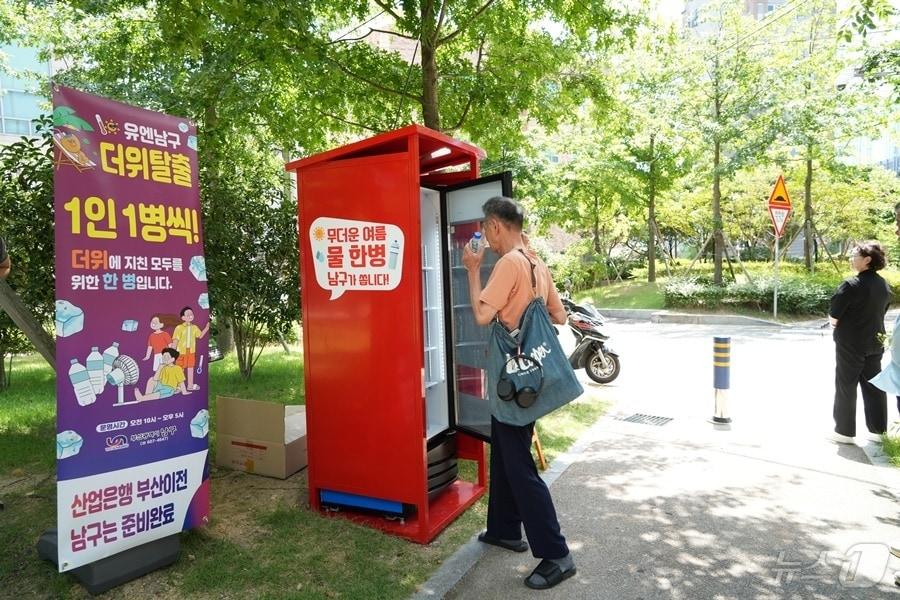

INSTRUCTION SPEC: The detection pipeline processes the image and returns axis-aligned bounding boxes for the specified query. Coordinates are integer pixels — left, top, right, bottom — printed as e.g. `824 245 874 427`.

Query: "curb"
598 308 782 327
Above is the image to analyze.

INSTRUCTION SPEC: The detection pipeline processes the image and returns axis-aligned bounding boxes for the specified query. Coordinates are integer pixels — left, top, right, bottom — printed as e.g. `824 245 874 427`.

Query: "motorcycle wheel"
586 351 620 384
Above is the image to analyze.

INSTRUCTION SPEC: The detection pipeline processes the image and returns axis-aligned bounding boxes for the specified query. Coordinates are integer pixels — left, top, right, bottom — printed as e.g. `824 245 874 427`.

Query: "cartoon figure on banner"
171 306 209 391
51 105 97 171
135 348 191 402
143 314 178 372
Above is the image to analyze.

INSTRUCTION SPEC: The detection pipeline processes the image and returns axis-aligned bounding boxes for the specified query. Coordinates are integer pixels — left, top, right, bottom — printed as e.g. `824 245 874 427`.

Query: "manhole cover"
620 413 673 427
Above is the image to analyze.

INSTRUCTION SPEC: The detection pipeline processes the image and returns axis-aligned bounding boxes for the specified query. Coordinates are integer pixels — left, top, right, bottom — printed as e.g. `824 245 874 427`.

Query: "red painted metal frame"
287 125 487 544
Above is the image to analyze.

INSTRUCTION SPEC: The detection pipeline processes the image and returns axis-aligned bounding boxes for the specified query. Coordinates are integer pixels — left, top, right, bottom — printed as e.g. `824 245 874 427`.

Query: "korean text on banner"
52 85 209 572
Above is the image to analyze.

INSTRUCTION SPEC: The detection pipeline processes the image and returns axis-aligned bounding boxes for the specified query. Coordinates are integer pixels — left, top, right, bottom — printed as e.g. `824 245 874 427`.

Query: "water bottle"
69 358 97 406
86 346 105 394
388 239 401 270
102 342 120 377
470 231 482 253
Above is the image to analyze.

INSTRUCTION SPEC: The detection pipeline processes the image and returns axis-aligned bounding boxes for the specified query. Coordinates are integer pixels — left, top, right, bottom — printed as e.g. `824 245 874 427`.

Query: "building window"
0 44 51 137
2 90 42 135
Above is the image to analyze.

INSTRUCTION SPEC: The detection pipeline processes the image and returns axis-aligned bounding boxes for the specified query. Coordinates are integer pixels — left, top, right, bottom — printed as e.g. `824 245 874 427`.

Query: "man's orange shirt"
479 249 565 330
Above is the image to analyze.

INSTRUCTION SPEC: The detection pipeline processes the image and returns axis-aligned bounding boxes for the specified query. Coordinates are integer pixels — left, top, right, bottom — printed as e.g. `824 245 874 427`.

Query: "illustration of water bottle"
86 346 105 394
388 239 401 270
69 358 97 406
470 231 482 253
102 342 120 377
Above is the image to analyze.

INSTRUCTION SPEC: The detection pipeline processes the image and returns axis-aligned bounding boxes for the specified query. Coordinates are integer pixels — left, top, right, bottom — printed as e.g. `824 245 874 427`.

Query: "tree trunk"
277 331 291 353
712 139 724 286
711 55 724 286
0 351 7 390
233 319 253 379
216 316 234 354
0 279 55 371
804 153 814 272
648 134 657 283
420 3 440 130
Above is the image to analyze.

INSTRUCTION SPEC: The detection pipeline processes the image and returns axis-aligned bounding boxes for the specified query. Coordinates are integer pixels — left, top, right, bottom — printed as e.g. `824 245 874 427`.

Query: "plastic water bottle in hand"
470 231 482 253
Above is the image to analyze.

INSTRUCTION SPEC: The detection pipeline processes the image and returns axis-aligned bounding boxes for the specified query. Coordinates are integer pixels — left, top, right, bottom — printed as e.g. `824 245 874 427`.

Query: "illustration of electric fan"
108 354 140 407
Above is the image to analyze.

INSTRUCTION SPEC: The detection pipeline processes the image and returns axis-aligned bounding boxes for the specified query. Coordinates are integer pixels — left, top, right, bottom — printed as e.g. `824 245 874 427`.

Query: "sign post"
767 175 792 319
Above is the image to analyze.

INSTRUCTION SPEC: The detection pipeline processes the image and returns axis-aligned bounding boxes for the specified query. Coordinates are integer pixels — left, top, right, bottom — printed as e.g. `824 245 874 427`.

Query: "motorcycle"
561 297 621 384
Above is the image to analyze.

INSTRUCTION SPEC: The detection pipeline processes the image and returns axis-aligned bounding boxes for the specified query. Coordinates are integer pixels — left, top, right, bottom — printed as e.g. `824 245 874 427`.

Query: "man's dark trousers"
834 342 887 436
486 416 568 559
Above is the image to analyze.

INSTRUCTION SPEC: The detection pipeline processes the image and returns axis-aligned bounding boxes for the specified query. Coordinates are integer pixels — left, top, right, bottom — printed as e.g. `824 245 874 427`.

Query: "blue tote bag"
486 297 584 426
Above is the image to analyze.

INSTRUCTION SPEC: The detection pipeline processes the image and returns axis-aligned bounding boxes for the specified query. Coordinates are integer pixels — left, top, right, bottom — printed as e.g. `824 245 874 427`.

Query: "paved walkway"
413 317 900 599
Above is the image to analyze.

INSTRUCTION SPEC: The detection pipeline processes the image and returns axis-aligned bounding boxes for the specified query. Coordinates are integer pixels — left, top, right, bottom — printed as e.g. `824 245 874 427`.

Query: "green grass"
0 346 608 599
0 353 56 474
577 280 664 309
883 433 900 467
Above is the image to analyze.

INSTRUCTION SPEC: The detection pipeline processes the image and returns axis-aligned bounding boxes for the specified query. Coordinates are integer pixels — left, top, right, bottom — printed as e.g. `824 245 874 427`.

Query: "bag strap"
493 248 540 336
517 249 537 298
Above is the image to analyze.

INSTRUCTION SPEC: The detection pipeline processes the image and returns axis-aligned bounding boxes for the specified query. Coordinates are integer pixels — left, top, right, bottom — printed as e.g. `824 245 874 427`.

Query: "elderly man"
462 196 576 590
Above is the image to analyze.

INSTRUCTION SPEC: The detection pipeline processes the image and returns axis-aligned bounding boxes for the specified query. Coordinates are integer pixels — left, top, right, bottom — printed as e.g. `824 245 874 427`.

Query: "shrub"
663 277 725 308
664 275 833 314
547 241 610 292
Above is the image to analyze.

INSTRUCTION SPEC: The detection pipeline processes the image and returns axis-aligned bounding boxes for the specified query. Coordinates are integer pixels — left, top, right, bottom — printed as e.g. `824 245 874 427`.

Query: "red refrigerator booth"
286 125 512 543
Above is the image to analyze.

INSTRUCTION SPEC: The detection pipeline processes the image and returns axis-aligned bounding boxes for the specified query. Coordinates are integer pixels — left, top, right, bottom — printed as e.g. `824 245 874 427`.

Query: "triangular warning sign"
767 175 792 237
768 175 792 209
769 206 790 237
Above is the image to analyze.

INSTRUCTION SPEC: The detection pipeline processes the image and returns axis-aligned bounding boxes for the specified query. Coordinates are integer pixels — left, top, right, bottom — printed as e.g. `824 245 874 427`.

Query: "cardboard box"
216 396 307 479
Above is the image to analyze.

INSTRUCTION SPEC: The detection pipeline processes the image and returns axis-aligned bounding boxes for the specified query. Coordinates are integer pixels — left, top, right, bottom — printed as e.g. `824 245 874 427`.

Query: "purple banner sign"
53 85 209 571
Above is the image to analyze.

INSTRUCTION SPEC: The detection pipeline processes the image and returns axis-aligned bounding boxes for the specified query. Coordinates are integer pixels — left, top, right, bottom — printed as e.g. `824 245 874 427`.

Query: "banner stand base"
37 528 180 595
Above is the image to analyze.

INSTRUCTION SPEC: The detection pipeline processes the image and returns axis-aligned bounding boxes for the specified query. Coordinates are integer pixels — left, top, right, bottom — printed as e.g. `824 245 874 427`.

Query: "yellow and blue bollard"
712 336 731 425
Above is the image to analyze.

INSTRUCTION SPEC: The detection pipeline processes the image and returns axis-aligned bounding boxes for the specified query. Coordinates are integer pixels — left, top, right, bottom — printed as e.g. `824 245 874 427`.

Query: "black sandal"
524 558 577 590
477 532 528 553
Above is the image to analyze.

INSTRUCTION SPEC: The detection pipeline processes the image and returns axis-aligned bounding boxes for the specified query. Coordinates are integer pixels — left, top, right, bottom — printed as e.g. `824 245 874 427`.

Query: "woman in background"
829 241 891 444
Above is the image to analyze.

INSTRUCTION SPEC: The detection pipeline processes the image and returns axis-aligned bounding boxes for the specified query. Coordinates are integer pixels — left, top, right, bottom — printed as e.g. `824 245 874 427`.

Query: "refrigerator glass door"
443 172 512 442
421 188 449 440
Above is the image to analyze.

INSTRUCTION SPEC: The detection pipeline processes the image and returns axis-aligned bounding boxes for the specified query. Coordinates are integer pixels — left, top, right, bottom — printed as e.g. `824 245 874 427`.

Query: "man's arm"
462 244 499 325
545 280 567 325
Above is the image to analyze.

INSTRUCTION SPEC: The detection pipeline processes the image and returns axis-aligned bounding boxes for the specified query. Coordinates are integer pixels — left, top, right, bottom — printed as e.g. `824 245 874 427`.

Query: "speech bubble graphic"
309 217 405 300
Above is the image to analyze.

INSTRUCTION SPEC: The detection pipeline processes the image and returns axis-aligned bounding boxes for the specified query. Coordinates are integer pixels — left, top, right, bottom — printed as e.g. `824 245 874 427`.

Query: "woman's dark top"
830 269 892 354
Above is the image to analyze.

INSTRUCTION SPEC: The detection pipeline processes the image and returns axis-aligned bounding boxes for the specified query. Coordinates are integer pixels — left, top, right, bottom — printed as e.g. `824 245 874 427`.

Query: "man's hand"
462 242 484 272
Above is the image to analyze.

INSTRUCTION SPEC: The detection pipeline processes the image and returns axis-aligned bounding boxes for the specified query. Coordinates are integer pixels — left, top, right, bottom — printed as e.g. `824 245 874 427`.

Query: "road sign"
767 175 792 238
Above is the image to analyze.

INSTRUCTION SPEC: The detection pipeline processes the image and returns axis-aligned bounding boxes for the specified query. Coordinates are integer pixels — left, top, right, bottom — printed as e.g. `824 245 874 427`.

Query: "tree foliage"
0 118 55 388
20 1 310 377
680 0 780 284
202 140 299 379
307 0 637 152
